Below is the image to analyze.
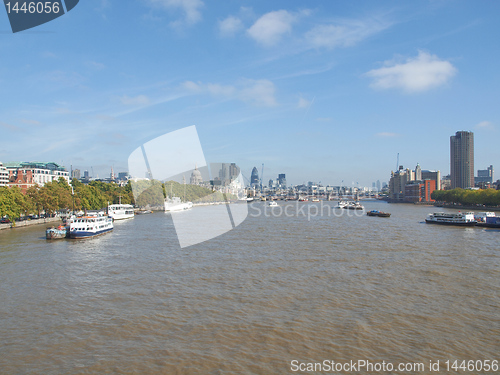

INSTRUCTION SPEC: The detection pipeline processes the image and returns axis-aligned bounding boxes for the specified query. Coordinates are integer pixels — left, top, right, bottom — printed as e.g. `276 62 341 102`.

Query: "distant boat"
69 212 114 239
367 210 391 218
346 201 364 210
135 210 153 215
311 197 320 202
46 225 67 240
268 201 278 207
164 196 193 212
108 203 135 220
246 197 254 203
425 212 476 226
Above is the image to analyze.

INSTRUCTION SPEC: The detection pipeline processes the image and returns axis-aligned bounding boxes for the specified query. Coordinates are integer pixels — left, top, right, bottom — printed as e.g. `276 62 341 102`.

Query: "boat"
298 196 308 202
367 210 391 218
425 212 476 226
268 201 278 207
135 210 153 215
246 197 254 203
311 197 320 202
337 200 348 209
475 212 500 228
107 203 135 220
69 212 114 239
46 224 68 239
346 201 364 210
164 196 193 212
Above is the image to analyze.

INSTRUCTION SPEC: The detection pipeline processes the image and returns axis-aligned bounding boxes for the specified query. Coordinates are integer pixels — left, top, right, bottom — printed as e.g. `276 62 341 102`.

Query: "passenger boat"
164 196 193 212
69 212 114 239
46 224 68 239
107 203 134 220
367 210 391 217
425 212 476 226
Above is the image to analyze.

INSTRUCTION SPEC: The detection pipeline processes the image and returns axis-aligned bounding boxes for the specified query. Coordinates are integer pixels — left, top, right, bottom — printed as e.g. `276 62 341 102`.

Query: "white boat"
69 212 114 239
268 201 278 207
345 201 364 210
337 200 348 209
164 196 193 212
425 212 476 226
108 203 135 220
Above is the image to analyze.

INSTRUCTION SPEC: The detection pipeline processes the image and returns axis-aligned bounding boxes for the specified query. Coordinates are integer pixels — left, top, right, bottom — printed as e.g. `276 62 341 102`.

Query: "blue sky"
0 0 498 186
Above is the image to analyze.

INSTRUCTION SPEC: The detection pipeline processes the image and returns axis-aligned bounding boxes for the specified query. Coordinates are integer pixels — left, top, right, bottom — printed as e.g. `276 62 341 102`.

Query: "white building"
0 162 9 187
5 162 70 187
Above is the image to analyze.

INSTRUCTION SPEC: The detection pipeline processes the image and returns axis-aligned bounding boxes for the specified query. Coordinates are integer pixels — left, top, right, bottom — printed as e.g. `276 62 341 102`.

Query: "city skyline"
1 1 499 186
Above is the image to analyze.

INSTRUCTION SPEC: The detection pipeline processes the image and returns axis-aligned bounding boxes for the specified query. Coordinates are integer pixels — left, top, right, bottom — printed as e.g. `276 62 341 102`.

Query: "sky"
0 0 498 187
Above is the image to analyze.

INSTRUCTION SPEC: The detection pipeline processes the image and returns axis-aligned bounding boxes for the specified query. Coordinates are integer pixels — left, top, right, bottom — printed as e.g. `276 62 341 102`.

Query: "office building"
250 167 259 189
450 131 474 189
475 165 494 184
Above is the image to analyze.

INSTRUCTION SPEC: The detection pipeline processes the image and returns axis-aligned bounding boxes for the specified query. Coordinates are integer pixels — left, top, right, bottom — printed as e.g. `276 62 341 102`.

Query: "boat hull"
425 219 476 226
70 227 113 239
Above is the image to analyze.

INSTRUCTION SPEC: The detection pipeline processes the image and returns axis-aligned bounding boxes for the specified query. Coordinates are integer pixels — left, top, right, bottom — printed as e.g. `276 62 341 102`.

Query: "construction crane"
396 152 399 172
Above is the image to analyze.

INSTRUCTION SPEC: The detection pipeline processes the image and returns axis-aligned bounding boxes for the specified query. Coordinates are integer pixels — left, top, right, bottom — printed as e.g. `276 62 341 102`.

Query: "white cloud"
365 51 457 93
247 10 296 47
219 15 244 37
376 132 400 137
181 79 277 107
146 0 204 26
475 121 494 130
305 18 390 49
120 95 150 106
239 79 277 107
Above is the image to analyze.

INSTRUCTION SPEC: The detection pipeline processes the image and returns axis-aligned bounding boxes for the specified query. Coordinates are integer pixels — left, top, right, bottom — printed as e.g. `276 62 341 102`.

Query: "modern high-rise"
450 131 474 189
250 167 259 189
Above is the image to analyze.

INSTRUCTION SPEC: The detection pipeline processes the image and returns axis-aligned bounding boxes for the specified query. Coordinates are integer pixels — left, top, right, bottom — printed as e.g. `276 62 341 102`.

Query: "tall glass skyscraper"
450 131 474 189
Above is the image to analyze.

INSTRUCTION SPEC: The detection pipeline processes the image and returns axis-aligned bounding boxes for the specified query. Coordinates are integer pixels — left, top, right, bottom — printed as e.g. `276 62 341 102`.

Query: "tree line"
0 178 134 221
0 178 234 221
431 188 500 206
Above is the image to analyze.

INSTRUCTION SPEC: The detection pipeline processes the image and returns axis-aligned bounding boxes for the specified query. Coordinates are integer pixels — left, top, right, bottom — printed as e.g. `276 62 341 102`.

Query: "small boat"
425 212 476 226
246 197 254 203
135 210 153 215
311 197 320 202
69 212 114 239
367 210 391 218
268 201 278 207
46 225 68 240
337 200 348 209
346 201 364 210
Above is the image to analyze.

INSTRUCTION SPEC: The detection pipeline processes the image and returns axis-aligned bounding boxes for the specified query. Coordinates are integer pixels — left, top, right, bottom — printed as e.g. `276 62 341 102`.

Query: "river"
0 201 498 374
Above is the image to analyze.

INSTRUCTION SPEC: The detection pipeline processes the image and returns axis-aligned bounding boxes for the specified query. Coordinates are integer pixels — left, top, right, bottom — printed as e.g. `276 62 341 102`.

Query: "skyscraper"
450 131 474 189
250 167 259 188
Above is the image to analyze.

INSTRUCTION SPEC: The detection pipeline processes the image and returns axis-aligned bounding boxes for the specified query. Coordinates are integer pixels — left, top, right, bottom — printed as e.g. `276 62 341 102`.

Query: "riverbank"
0 217 61 231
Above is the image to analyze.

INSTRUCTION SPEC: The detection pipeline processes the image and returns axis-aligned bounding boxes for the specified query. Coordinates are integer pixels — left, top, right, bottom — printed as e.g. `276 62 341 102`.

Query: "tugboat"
46 224 68 240
367 210 391 218
425 212 476 226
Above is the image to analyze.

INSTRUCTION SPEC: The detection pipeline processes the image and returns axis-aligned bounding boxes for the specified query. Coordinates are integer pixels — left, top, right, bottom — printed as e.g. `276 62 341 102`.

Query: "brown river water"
0 201 498 374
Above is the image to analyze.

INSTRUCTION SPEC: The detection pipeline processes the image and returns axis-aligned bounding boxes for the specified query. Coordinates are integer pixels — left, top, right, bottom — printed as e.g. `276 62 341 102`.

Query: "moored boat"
108 203 135 220
135 210 153 215
69 212 114 239
475 213 500 228
268 201 278 207
46 225 68 240
425 212 476 226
